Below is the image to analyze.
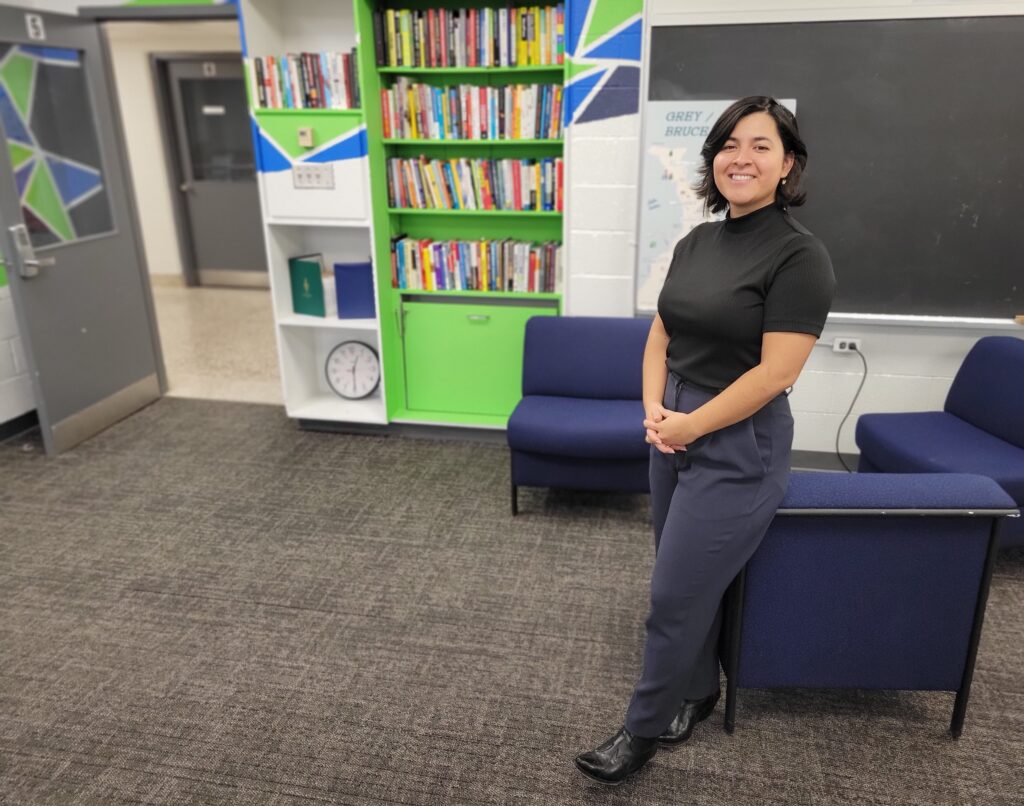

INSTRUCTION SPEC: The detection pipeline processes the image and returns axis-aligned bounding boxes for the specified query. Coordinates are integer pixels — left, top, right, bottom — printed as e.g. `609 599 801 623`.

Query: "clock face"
325 341 381 400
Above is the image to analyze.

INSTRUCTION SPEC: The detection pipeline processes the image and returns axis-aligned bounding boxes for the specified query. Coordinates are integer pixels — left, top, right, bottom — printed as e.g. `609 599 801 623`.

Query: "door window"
179 78 254 181
0 44 113 247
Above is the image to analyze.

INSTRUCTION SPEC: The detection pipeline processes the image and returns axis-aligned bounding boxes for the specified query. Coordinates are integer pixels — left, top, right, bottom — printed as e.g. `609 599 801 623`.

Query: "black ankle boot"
574 727 658 785
657 689 721 748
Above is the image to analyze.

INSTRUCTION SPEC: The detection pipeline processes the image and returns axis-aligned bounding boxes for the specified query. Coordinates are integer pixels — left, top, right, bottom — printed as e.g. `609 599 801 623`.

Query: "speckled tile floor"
152 284 282 405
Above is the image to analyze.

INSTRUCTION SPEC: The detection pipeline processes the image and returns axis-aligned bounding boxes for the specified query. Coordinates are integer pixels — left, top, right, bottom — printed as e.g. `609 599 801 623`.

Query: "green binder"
289 254 326 316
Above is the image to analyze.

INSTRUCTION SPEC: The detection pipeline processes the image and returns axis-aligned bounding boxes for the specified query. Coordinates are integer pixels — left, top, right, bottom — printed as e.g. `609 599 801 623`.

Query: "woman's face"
712 111 795 218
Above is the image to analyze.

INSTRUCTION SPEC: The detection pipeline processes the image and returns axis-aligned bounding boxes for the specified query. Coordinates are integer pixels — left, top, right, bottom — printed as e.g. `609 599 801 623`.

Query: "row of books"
247 51 361 110
381 78 563 141
386 156 563 211
371 5 565 69
391 236 562 293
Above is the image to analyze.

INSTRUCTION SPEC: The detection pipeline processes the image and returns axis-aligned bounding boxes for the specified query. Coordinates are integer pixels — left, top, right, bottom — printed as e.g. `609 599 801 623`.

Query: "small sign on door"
25 14 45 41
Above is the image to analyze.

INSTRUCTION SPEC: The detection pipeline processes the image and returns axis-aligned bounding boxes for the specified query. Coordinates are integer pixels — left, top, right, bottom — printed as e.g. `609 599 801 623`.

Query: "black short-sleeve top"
657 202 837 390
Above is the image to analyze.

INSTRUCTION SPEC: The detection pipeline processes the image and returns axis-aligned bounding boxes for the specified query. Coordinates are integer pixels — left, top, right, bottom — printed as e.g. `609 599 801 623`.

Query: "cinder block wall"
0 283 33 424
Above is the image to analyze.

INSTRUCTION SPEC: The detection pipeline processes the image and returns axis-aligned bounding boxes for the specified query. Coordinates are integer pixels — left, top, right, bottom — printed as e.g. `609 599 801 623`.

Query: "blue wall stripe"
564 68 605 126
582 18 642 61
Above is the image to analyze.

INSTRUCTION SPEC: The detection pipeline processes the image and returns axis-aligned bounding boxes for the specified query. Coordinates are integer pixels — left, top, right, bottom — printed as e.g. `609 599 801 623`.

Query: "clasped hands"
644 404 704 454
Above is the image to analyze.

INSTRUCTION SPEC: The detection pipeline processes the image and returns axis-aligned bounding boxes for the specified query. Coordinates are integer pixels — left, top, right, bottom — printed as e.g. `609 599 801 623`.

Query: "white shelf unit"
278 324 386 424
240 0 385 426
242 0 368 227
264 223 386 423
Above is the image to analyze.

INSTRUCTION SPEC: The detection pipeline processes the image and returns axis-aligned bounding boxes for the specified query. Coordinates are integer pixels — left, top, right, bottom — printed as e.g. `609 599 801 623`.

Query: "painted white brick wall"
0 289 35 425
565 114 641 318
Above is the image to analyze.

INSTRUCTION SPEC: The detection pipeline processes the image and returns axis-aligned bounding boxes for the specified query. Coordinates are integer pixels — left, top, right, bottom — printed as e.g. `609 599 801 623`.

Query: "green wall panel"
582 0 643 50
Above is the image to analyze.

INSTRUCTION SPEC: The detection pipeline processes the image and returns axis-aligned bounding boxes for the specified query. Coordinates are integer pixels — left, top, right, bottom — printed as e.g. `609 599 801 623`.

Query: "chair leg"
724 566 748 735
950 519 1002 738
511 481 518 516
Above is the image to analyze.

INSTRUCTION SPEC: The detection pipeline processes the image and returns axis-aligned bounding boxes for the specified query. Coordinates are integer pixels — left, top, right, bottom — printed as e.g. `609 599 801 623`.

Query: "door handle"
18 256 56 279
8 223 55 279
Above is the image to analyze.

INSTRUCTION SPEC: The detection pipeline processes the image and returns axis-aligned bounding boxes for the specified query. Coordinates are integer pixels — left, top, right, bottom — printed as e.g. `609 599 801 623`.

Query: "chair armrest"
779 472 1018 516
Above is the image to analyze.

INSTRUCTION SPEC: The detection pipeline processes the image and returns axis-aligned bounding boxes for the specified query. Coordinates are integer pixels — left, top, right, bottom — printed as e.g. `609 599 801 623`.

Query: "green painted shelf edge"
395 289 561 300
378 65 564 75
387 208 562 217
253 108 363 116
391 409 509 428
383 138 563 145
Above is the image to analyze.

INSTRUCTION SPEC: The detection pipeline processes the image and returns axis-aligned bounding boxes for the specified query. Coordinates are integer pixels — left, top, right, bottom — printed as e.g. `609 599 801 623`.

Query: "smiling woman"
696 97 807 216
574 97 836 787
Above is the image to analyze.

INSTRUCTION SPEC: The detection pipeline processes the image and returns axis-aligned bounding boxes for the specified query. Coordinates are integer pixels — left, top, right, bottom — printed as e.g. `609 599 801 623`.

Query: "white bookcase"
239 0 386 425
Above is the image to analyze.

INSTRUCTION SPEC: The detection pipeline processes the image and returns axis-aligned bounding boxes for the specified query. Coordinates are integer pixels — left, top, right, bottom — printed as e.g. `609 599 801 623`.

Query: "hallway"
151 284 281 406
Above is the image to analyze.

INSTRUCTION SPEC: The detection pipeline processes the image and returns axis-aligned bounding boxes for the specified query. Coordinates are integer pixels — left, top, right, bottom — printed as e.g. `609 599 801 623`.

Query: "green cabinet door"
403 299 558 417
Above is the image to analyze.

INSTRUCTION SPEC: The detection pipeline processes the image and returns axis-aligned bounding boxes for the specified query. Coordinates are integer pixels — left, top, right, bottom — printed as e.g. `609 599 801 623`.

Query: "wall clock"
325 340 380 400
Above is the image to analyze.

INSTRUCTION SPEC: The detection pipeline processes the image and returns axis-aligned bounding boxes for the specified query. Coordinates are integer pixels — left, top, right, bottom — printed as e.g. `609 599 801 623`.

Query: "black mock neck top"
657 202 836 389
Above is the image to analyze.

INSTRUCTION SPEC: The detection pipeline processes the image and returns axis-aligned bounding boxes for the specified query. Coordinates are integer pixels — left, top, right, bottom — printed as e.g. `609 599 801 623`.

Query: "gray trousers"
624 373 793 738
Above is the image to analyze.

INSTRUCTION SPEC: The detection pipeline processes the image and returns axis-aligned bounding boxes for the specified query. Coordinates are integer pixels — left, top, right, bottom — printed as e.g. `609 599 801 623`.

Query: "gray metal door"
0 6 163 455
166 58 266 286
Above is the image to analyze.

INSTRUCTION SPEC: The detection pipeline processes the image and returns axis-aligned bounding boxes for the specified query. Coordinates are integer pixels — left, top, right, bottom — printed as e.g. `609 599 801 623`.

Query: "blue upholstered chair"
855 336 1024 548
507 316 651 514
723 472 1019 738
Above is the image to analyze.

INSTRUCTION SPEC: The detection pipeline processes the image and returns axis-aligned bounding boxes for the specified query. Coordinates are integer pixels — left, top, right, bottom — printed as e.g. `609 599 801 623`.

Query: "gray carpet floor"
1 398 1022 805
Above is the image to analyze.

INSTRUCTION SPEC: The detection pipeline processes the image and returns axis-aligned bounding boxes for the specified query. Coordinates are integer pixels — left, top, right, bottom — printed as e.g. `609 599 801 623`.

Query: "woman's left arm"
647 332 817 449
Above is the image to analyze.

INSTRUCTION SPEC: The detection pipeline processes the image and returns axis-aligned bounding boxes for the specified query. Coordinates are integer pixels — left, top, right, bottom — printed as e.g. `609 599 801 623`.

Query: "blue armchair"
507 316 651 514
856 336 1024 547
723 472 1018 738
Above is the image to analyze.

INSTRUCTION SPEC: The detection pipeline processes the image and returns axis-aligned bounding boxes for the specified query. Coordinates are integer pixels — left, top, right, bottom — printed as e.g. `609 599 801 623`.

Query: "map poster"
635 99 796 312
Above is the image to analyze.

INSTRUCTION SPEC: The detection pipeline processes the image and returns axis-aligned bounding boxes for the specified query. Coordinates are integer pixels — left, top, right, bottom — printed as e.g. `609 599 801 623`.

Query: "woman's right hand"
644 402 677 454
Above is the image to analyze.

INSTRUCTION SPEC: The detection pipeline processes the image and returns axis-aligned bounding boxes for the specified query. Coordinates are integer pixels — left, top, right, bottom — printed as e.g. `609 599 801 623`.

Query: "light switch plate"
297 126 314 148
292 163 335 190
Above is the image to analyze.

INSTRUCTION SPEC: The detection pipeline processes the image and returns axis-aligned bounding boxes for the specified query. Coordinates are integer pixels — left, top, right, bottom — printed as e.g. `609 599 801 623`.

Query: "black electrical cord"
835 347 868 472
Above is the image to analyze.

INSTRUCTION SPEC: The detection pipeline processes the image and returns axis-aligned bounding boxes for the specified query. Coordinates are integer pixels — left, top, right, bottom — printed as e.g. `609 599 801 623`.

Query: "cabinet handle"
467 314 490 323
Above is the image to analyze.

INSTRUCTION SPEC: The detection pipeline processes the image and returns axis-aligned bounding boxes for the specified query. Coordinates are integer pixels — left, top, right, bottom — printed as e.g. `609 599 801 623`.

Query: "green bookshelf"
353 0 567 427
382 137 562 144
254 108 364 116
378 65 563 76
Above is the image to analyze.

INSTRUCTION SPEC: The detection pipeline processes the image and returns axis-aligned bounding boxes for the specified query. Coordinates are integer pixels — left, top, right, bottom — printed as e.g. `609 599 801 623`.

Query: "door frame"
98 27 168 392
151 51 249 288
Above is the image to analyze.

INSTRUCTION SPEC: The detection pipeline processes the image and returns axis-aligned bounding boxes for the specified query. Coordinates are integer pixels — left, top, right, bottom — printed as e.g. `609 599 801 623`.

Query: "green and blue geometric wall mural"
0 45 112 248
565 0 643 126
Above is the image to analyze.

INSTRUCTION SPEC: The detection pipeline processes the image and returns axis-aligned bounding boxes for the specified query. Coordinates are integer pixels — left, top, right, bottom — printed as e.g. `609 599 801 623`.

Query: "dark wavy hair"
694 96 808 215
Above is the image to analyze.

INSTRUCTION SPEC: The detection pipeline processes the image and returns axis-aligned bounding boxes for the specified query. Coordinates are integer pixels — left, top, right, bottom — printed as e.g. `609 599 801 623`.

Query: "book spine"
316 53 326 108
556 156 564 211
385 9 397 66
319 53 331 109
253 58 266 108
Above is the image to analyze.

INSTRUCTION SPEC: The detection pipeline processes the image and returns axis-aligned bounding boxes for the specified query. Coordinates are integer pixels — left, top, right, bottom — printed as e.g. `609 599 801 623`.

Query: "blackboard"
649 16 1023 318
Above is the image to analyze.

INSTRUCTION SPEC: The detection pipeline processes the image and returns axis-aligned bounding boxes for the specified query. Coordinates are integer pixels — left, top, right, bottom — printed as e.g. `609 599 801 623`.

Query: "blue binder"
333 261 375 319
